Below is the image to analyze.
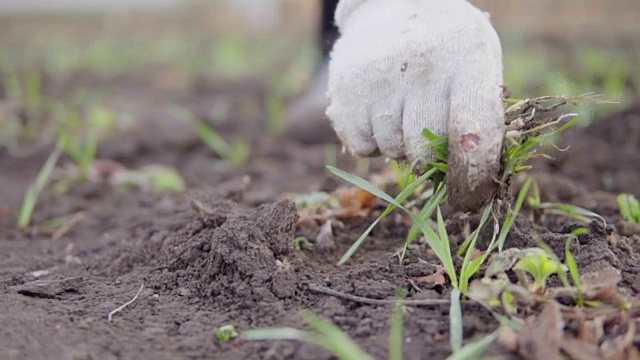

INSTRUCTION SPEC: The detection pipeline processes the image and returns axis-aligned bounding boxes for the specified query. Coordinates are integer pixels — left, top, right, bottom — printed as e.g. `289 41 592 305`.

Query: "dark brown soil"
1 70 640 359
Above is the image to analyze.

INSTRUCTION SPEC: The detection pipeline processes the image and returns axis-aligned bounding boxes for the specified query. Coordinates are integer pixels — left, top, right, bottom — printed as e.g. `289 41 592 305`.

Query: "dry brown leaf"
295 210 320 236
600 315 636 360
561 336 602 360
415 267 447 288
497 325 519 352
470 248 483 260
332 208 369 221
518 300 564 360
88 159 126 183
335 187 377 211
576 316 606 344
624 347 640 360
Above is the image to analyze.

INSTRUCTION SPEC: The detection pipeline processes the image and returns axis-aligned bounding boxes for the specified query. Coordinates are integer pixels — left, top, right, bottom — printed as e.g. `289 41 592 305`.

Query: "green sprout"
391 160 418 191
617 193 640 223
18 141 64 229
244 313 374 360
514 252 566 294
327 166 438 265
565 228 589 306
445 331 498 360
195 121 250 166
216 325 238 343
138 165 186 193
496 177 533 252
389 301 405 360
294 236 313 250
528 179 606 225
422 128 449 187
58 105 115 179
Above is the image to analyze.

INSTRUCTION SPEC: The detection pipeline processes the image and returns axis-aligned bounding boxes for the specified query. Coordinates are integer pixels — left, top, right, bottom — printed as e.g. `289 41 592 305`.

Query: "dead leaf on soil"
498 324 520 353
561 336 602 360
470 248 483 260
518 300 564 360
576 315 606 344
600 314 637 360
415 267 447 289
335 186 377 211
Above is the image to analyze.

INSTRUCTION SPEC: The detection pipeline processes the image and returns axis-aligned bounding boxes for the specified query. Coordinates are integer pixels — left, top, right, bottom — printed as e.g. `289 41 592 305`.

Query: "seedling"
266 94 285 135
135 165 186 193
327 166 438 265
565 228 589 306
617 193 640 223
216 325 238 343
294 236 313 250
496 177 534 252
245 313 374 360
422 128 448 187
514 252 566 294
391 160 418 192
389 301 404 360
528 179 606 225
445 331 498 360
18 141 63 229
58 105 115 179
195 121 251 166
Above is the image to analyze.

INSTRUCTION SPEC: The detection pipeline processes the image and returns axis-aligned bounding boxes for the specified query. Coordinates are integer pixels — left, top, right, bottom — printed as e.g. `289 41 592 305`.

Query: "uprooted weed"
273 93 620 358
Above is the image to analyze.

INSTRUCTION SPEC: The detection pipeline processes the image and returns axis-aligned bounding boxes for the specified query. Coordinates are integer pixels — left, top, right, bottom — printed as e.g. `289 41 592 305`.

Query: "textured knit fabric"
327 0 505 211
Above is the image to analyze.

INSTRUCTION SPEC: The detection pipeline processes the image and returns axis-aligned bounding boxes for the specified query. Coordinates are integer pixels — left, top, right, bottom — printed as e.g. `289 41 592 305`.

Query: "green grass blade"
436 207 457 288
338 216 383 265
565 231 584 305
632 197 640 222
18 142 63 229
459 203 493 292
399 184 447 262
305 314 374 360
539 203 606 226
326 166 409 210
450 289 463 351
422 128 441 142
445 331 498 360
331 167 435 265
243 327 310 341
618 193 640 223
389 303 404 360
497 177 533 252
245 315 374 360
195 121 233 159
328 166 458 287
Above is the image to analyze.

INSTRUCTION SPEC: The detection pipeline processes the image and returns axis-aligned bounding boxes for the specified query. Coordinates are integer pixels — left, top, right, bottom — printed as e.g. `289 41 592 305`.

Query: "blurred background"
0 0 639 208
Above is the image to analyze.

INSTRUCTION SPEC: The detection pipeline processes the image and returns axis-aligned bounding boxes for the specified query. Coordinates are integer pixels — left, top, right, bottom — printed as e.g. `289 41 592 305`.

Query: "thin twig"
108 283 145 322
51 211 86 241
308 284 451 306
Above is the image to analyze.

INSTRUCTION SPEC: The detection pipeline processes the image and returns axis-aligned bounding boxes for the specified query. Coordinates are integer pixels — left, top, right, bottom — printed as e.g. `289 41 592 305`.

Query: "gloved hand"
327 0 505 212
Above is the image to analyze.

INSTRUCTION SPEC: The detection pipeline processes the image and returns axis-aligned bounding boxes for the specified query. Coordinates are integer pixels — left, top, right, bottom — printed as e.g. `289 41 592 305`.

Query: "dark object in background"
321 0 340 57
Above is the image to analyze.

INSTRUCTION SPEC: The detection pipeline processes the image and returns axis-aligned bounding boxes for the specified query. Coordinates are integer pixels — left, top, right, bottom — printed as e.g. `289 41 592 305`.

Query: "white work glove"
327 0 505 212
